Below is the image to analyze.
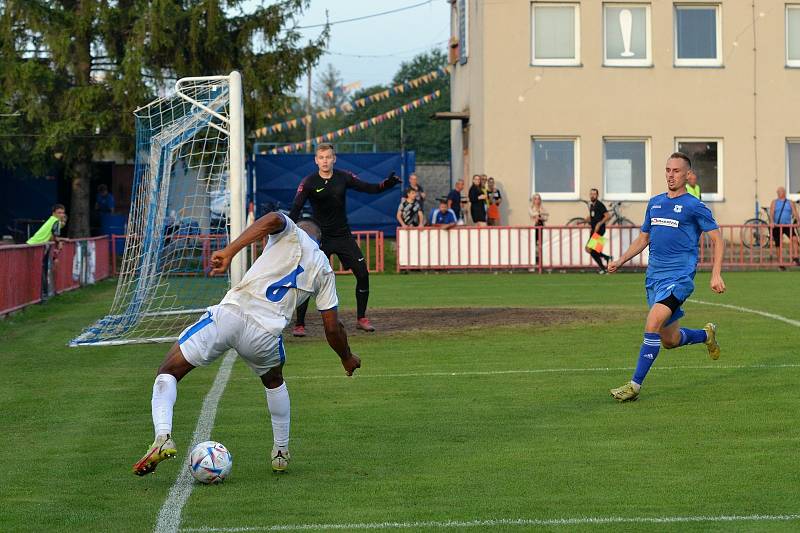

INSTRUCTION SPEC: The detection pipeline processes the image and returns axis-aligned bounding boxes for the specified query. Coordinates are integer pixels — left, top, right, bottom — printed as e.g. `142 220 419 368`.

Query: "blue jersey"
641 192 718 280
430 208 457 225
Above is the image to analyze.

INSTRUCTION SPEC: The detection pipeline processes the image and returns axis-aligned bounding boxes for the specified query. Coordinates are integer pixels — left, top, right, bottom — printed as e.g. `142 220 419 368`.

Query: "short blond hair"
315 143 335 154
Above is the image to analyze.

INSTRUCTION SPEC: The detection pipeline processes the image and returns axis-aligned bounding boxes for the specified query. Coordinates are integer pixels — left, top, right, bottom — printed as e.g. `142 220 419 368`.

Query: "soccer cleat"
704 323 720 360
610 382 640 402
132 434 177 476
356 317 375 332
271 447 290 473
292 325 306 337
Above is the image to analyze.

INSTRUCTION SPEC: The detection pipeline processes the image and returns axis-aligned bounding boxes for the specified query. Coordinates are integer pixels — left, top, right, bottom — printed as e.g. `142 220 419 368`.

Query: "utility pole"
306 54 312 152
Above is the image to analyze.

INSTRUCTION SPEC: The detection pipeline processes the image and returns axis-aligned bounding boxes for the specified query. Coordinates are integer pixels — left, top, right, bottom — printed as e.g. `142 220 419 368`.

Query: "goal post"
71 72 246 346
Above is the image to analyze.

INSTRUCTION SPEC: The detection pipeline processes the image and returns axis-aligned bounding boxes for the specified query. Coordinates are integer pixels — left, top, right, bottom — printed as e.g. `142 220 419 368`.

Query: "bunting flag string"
268 89 441 154
254 66 449 138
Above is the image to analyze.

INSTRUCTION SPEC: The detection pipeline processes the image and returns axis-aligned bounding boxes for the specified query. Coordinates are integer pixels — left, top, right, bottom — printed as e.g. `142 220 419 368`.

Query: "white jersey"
220 214 338 336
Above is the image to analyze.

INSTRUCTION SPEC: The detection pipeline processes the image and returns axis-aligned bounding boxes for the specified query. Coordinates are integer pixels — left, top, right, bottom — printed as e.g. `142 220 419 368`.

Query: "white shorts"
178 304 285 376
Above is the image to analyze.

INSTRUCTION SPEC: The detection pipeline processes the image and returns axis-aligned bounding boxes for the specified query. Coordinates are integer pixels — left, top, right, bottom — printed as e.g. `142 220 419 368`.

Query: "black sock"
295 299 309 326
590 251 606 270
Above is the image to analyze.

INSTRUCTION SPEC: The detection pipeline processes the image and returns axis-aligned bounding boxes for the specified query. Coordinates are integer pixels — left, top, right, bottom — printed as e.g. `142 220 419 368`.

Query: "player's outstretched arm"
707 229 726 293
608 232 650 273
320 308 361 376
209 212 285 275
347 171 401 194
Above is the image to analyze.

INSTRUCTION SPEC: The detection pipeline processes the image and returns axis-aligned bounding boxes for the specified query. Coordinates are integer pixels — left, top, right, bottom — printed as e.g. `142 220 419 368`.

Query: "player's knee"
661 338 680 349
261 367 284 389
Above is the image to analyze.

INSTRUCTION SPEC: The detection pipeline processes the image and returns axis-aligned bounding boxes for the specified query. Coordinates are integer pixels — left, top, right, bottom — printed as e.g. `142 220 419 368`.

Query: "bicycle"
740 207 772 249
567 200 636 226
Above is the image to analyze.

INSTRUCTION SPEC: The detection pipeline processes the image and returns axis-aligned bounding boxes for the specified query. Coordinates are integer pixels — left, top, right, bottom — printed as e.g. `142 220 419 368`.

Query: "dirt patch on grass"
284 307 600 340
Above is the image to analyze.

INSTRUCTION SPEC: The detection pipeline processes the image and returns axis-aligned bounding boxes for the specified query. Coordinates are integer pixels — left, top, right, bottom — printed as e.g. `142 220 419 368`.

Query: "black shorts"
471 205 486 223
320 235 364 270
772 225 797 245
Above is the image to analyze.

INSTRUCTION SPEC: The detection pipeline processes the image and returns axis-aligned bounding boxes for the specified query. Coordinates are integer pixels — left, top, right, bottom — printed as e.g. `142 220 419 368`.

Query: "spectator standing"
584 188 612 273
397 188 424 227
27 204 67 300
528 193 549 252
468 174 487 226
770 186 800 266
447 179 465 222
430 199 457 228
408 173 426 219
486 177 502 226
95 183 115 214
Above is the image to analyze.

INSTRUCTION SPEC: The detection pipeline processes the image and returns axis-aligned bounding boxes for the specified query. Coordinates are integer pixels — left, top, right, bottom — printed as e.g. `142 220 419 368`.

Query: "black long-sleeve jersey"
289 169 398 238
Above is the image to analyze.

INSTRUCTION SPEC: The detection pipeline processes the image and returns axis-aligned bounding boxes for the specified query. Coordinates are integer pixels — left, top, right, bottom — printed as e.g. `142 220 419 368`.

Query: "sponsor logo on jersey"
315 188 325 193
651 217 679 228
673 205 683 213
651 205 661 209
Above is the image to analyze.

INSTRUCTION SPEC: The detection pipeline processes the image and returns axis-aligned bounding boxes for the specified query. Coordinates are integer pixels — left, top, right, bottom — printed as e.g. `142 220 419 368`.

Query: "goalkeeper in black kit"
288 143 401 335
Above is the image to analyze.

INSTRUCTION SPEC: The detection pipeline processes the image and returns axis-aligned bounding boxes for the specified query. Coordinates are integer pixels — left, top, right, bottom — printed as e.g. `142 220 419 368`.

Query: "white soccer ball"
188 441 233 484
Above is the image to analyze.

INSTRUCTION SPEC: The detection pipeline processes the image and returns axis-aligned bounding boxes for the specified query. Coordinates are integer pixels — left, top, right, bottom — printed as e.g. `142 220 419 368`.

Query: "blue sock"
632 333 661 386
678 328 707 347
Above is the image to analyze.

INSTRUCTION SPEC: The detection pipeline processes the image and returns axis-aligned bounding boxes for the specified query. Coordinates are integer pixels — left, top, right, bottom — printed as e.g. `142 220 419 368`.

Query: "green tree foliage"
0 0 326 236
260 49 450 161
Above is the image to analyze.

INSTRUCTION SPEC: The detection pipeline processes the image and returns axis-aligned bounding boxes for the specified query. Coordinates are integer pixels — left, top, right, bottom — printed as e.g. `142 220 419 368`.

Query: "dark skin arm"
320 308 361 376
209 212 285 275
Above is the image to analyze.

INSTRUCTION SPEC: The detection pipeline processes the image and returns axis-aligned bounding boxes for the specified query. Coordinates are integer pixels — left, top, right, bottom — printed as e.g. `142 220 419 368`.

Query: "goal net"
71 72 246 346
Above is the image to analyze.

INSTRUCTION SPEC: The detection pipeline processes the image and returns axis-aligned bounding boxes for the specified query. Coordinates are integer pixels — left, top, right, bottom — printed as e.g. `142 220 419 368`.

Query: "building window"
787 5 800 67
458 0 469 64
674 4 722 67
531 3 581 66
604 4 652 66
603 139 650 200
532 137 580 200
787 140 800 200
676 139 723 201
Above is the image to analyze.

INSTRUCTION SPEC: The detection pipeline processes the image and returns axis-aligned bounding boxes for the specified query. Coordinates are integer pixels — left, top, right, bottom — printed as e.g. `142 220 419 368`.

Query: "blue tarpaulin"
251 152 414 237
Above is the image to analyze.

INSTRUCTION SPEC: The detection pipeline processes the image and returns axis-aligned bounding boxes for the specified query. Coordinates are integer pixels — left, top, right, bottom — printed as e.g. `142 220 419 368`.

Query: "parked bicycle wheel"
741 219 771 249
566 217 586 226
615 216 636 226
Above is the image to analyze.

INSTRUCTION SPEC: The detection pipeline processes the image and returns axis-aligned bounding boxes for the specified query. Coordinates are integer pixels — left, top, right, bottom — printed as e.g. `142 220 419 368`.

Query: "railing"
0 236 112 316
397 224 800 272
111 234 228 276
249 230 384 274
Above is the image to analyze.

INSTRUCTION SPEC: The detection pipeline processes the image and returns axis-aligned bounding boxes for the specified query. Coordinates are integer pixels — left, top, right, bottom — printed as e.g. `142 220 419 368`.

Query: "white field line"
287 363 800 381
688 298 800 327
180 513 800 531
155 351 238 533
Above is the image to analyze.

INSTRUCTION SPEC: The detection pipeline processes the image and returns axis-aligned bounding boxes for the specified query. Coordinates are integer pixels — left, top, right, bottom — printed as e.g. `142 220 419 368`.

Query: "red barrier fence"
0 244 45 314
0 236 112 316
248 230 384 274
397 224 800 272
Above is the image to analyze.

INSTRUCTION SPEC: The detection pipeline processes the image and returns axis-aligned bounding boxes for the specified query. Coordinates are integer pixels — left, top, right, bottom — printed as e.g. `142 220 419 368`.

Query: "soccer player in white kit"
132 212 361 476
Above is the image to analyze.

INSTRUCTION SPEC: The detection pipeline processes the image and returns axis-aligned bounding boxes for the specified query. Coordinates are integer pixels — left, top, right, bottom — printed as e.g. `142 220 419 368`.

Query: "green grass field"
2 271 799 532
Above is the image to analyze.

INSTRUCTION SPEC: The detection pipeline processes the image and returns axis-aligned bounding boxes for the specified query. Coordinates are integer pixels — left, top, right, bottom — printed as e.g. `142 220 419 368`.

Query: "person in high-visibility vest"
685 169 701 199
26 204 66 245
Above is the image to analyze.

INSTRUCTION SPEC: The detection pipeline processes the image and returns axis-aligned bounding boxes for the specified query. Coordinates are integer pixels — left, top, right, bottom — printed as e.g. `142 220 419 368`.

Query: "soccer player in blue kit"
608 152 726 402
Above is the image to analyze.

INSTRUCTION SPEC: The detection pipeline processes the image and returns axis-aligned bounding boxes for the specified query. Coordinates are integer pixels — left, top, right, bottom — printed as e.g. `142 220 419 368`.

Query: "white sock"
265 382 290 449
151 373 177 438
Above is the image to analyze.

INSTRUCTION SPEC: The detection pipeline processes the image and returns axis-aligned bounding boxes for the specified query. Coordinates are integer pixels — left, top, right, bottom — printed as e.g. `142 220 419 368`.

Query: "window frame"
531 136 581 201
673 3 723 67
786 138 800 201
602 137 652 201
531 2 582 67
603 3 653 67
675 137 724 202
458 0 469 64
787 4 800 67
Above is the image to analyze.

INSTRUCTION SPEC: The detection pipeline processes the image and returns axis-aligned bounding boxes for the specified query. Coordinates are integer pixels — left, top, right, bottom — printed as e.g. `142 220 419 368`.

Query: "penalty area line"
688 298 800 328
180 513 800 531
155 350 237 533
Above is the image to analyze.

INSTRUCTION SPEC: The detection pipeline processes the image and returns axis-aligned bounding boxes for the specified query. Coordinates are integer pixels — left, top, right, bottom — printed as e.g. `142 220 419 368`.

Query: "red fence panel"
0 244 44 315
91 236 111 281
53 240 79 294
328 231 384 274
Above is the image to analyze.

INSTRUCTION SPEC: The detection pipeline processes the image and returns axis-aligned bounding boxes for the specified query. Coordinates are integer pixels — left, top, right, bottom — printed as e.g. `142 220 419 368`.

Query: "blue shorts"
645 276 695 327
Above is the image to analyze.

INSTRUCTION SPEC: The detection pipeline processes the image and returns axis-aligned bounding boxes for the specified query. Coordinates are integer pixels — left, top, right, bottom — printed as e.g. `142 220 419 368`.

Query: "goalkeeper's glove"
382 172 401 190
